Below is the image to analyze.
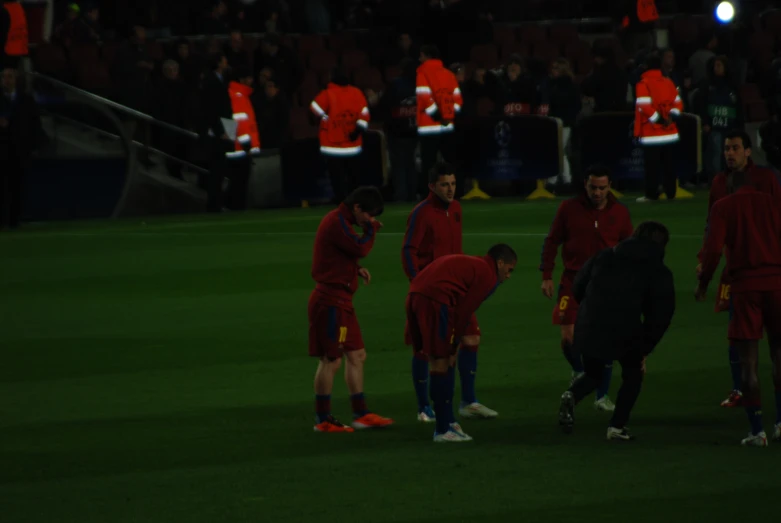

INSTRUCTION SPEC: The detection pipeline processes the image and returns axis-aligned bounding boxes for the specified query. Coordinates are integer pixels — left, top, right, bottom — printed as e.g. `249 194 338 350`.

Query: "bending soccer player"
406 244 517 442
540 165 633 411
696 130 781 408
559 222 676 441
308 186 394 432
402 162 497 423
697 170 781 447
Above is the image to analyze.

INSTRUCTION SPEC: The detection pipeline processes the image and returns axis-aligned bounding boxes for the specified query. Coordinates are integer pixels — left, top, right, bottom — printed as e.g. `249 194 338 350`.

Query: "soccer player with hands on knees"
540 165 633 411
405 244 517 442
402 162 498 425
307 187 393 433
696 169 781 447
695 130 781 409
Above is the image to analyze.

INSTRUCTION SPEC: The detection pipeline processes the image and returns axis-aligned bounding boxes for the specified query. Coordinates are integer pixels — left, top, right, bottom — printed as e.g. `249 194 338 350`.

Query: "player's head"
428 162 456 203
487 243 517 283
724 129 752 171
644 53 662 71
233 65 253 86
583 164 612 208
632 221 670 251
726 169 749 194
344 186 384 227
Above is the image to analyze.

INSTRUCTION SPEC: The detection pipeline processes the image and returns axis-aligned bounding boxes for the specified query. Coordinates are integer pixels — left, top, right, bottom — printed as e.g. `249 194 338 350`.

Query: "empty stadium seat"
327 33 356 54
341 49 369 75
470 43 499 69
549 24 579 45
298 34 325 59
746 100 769 123
532 42 559 63
501 42 529 61
493 26 516 48
307 48 337 74
68 43 99 63
353 67 384 92
565 40 591 60
516 25 546 45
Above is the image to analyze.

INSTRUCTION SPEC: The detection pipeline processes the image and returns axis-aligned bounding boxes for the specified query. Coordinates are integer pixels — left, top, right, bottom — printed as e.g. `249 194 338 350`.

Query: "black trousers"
225 156 251 211
420 132 461 198
326 154 361 204
570 350 645 428
643 144 677 200
0 156 23 229
206 138 228 212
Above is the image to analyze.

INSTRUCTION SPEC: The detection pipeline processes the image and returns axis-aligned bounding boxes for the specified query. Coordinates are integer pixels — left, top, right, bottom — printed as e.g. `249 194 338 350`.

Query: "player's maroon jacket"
539 193 633 280
409 254 498 336
700 185 781 293
697 159 781 262
402 192 463 280
311 203 381 306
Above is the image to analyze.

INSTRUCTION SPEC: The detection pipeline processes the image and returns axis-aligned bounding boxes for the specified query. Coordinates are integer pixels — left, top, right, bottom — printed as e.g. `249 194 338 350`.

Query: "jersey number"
719 284 731 301
338 326 348 343
559 296 570 311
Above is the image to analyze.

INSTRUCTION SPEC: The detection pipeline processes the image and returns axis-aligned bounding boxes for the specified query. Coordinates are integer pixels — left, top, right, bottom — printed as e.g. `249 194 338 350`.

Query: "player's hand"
695 263 703 279
641 356 647 375
358 267 371 285
541 279 554 299
694 286 707 302
369 217 383 229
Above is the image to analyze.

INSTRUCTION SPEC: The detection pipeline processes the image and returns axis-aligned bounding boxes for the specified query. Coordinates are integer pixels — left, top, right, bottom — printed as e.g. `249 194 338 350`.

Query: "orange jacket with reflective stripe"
622 0 659 28
310 83 370 157
227 81 260 159
416 59 462 135
634 69 683 145
4 2 28 56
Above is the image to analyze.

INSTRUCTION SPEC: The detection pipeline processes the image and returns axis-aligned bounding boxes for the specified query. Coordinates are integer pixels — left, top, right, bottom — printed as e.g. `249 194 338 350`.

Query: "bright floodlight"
715 1 735 23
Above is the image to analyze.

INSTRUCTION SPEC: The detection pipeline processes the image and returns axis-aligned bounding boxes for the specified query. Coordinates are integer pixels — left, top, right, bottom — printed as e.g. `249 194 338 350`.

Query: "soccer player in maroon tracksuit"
406 244 517 442
697 170 781 446
402 162 498 424
308 187 394 433
695 130 781 408
540 166 633 410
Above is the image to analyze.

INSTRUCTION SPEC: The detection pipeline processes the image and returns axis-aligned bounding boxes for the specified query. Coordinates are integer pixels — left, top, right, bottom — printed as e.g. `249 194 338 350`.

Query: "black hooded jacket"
572 238 676 360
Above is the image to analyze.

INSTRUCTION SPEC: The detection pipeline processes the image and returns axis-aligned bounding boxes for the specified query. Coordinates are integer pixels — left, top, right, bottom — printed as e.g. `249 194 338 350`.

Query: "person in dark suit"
0 66 42 229
558 221 676 441
200 53 233 212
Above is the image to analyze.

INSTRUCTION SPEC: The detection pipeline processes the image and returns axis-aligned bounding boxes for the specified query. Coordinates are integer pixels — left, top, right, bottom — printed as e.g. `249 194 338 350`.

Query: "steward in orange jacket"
634 54 683 202
223 68 259 211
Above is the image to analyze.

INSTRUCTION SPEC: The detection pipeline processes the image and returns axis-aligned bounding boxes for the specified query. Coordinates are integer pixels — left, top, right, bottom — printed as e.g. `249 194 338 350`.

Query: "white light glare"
715 1 735 23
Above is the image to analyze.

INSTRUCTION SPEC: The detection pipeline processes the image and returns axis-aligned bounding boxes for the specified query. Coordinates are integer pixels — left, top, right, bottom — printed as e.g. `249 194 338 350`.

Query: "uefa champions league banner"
473 116 563 181
577 112 701 181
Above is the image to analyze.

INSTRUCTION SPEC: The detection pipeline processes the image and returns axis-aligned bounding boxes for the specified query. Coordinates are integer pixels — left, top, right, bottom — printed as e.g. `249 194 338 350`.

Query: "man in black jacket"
558 221 676 441
200 53 233 212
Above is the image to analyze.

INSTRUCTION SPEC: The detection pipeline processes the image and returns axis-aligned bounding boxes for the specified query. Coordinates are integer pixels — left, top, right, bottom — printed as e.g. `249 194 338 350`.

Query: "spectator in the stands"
52 3 81 46
462 64 498 116
581 46 629 113
78 2 105 44
253 34 301 96
385 32 417 67
199 52 233 212
152 60 189 179
224 29 250 70
252 73 289 150
200 0 230 35
693 55 742 183
496 54 540 116
688 31 718 88
172 38 203 90
113 25 154 113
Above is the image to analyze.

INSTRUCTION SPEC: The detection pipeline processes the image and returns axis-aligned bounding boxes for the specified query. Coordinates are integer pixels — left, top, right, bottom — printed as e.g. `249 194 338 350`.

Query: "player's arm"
670 89 684 119
453 271 495 337
332 217 381 259
416 71 439 121
309 90 330 124
453 83 463 114
572 253 597 304
349 91 371 141
402 207 429 280
635 82 660 123
698 204 727 291
640 266 676 355
540 202 567 280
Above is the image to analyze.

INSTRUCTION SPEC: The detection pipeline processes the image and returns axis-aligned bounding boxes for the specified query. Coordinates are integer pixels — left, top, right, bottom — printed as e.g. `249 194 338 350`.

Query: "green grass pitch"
1 195 776 522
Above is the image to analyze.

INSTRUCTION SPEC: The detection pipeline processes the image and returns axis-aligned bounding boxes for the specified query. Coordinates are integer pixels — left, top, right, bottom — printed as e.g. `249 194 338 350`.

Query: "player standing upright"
696 130 781 408
697 170 781 446
308 186 394 433
540 166 634 411
402 163 498 423
406 245 517 442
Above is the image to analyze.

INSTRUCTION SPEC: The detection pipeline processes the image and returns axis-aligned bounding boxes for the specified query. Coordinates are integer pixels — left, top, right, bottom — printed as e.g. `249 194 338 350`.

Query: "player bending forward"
406 244 517 442
308 187 394 432
402 162 497 424
540 165 633 411
697 170 781 446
